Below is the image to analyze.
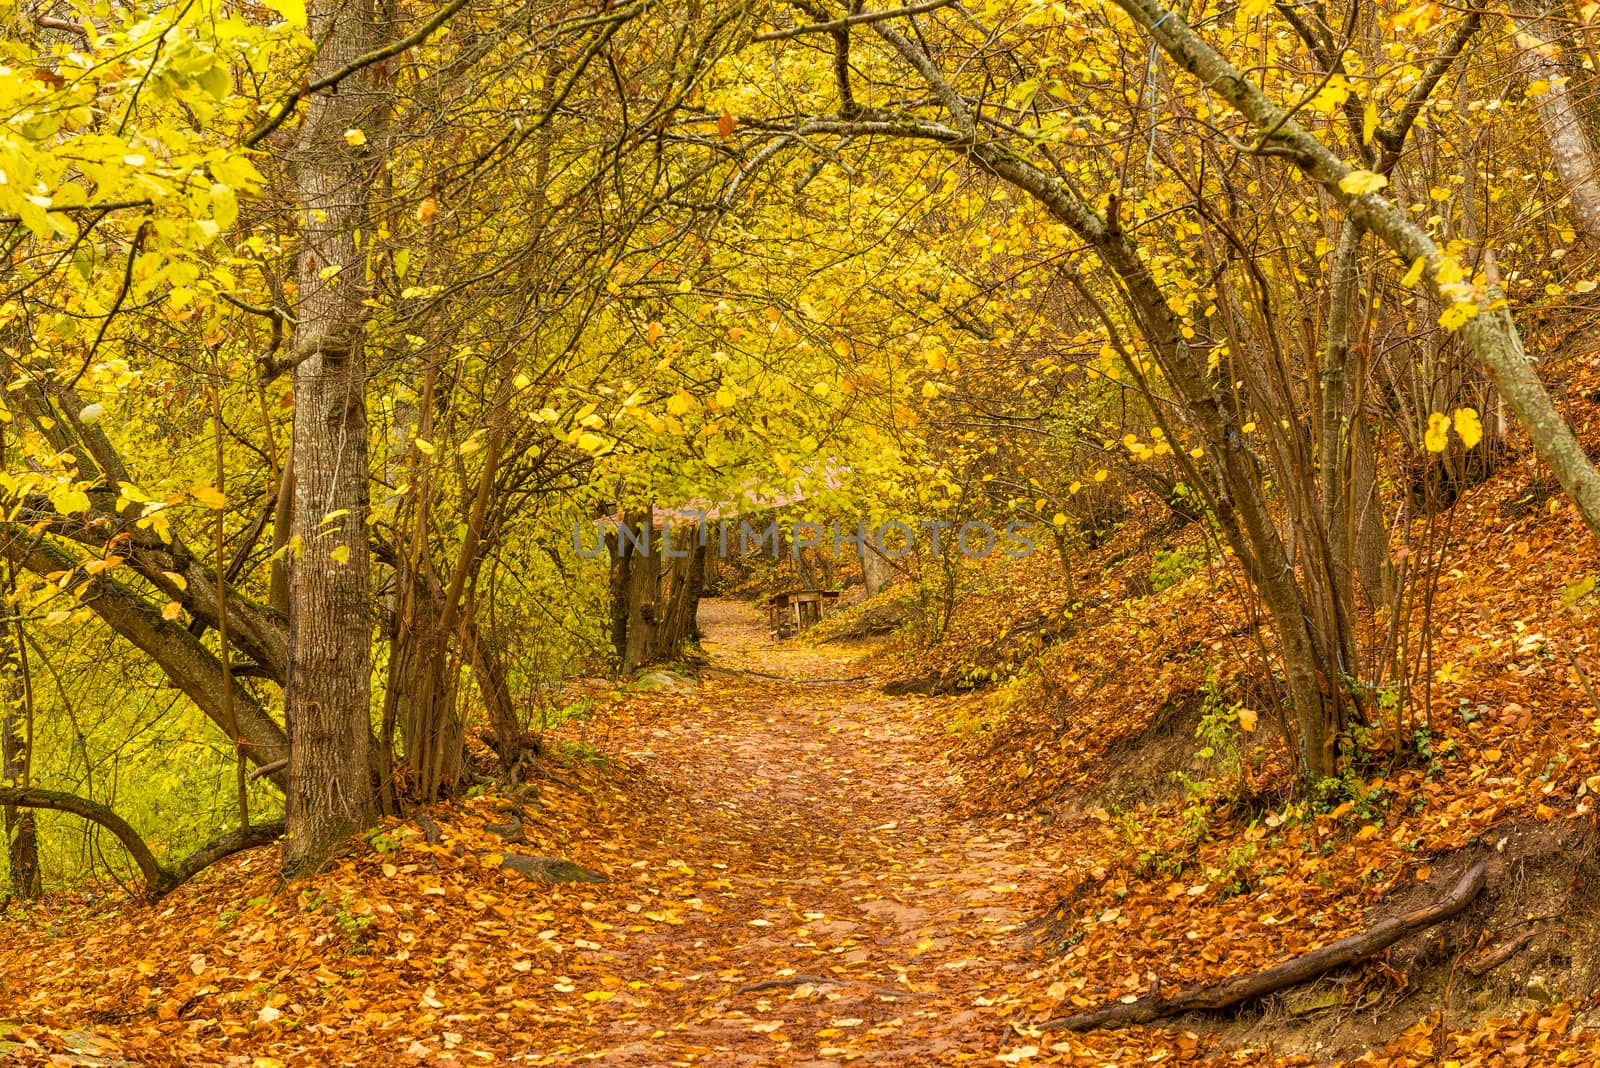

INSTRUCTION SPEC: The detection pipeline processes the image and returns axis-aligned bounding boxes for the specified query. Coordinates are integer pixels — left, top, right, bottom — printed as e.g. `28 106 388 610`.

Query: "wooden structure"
767 589 841 637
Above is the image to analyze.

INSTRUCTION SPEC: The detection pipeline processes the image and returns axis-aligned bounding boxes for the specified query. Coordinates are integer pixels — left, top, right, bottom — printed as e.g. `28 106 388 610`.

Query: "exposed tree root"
1033 860 1488 1032
1465 929 1536 977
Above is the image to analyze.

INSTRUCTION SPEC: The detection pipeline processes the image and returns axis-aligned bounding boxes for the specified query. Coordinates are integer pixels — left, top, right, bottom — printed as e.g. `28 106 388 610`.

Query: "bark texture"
1516 19 1600 244
282 0 385 877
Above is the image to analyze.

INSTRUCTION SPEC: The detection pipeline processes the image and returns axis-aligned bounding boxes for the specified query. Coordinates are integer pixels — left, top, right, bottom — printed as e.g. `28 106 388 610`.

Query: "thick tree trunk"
620 511 659 672
651 524 697 654
1517 17 1600 244
607 523 631 665
685 540 707 644
861 541 895 596
2 691 40 900
282 0 383 877
609 513 703 670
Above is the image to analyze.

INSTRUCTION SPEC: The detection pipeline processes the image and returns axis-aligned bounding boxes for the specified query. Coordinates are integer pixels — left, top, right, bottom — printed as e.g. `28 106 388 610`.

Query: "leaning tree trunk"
281 0 384 878
1119 0 1600 542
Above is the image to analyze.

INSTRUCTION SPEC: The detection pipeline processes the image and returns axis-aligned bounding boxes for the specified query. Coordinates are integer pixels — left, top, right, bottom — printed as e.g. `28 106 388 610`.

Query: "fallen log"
1034 860 1488 1032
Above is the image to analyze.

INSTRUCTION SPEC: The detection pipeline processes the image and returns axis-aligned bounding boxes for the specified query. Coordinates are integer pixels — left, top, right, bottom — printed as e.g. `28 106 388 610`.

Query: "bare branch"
751 0 957 41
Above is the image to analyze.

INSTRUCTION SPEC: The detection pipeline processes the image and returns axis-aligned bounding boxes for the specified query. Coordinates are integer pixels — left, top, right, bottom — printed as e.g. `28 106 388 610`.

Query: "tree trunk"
281 0 383 878
387 566 463 803
464 617 523 771
685 540 707 644
2 686 40 899
607 521 631 665
1517 17 1600 244
652 524 698 655
861 540 895 596
1318 219 1392 609
619 510 659 672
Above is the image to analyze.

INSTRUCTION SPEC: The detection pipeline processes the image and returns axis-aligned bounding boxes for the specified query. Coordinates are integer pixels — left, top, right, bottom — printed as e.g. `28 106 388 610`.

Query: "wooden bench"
767 589 841 637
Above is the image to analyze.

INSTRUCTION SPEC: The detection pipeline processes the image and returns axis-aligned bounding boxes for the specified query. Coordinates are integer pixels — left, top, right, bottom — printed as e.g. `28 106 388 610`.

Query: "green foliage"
1148 546 1208 594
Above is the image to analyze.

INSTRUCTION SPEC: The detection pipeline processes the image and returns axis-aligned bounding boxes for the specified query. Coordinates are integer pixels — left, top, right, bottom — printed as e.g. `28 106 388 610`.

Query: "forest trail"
544 599 1074 1065
0 600 1088 1067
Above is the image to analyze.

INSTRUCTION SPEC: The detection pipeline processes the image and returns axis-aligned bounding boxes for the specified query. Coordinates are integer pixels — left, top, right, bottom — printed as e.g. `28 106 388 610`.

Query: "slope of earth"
0 600 1261 1067
808 351 1600 1066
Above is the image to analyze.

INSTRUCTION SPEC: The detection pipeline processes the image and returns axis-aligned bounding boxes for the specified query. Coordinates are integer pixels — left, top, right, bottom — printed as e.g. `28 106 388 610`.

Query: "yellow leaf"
1236 708 1258 732
162 601 184 621
1309 75 1351 114
329 545 350 565
260 0 306 26
1338 170 1388 195
1438 302 1478 331
1424 412 1450 452
582 990 616 1002
921 381 940 399
191 485 227 510
1093 469 1109 482
414 438 436 455
54 488 91 515
1453 407 1483 450
646 321 663 345
1362 98 1379 144
343 128 367 147
1401 256 1426 287
1052 512 1068 526
666 389 695 416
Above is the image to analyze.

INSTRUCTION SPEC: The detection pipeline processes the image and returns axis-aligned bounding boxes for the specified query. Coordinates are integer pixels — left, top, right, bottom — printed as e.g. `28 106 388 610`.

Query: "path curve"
551 599 1071 1065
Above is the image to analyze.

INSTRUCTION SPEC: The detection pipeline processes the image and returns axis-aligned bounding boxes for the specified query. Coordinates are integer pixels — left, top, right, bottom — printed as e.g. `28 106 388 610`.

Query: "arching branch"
0 787 283 898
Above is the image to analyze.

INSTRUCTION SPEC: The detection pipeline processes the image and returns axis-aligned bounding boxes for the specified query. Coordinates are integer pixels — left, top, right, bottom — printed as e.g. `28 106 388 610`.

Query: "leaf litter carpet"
11 599 1554 1066
0 600 1101 1066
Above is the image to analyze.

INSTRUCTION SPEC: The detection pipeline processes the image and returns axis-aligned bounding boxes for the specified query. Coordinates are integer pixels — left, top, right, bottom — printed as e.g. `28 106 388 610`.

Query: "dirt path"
541 599 1074 1065
0 600 1086 1067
